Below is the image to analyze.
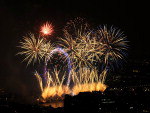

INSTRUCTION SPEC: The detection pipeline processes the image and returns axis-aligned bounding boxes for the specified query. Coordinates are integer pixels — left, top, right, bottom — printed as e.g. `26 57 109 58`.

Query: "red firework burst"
40 22 53 36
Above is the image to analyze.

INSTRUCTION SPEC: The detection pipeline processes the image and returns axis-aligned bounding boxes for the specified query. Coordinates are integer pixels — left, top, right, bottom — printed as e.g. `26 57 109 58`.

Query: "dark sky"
0 0 148 59
0 0 148 102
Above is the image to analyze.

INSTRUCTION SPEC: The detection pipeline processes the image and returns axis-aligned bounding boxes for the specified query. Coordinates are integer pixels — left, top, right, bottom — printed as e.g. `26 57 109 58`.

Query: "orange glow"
41 83 107 100
41 101 64 108
72 82 107 95
36 68 108 103
41 86 71 100
40 22 53 36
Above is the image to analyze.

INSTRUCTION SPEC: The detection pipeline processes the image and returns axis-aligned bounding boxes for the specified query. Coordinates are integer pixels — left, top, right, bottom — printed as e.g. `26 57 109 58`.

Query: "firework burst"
40 22 54 36
18 33 54 65
60 18 104 69
18 34 45 65
64 17 90 38
96 25 128 69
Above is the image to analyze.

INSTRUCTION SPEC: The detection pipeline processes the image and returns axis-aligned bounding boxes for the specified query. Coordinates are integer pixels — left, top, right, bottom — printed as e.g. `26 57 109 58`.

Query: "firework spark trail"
35 70 71 100
38 67 107 99
35 71 43 92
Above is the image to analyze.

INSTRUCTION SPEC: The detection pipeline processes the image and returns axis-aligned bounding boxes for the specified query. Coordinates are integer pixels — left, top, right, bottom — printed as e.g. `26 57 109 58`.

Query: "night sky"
0 0 148 102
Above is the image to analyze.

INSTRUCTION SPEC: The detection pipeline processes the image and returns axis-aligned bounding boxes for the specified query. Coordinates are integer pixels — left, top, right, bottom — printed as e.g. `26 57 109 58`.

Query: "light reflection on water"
41 101 64 108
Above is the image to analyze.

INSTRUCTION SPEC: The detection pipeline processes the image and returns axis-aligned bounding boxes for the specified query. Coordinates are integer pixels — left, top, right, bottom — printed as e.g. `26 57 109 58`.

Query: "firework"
18 33 54 65
96 25 128 69
17 18 128 104
71 67 107 95
35 71 43 92
60 18 104 70
64 17 90 38
40 22 54 36
18 34 45 65
41 41 55 59
35 69 71 100
45 47 72 86
36 67 106 100
72 83 107 95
